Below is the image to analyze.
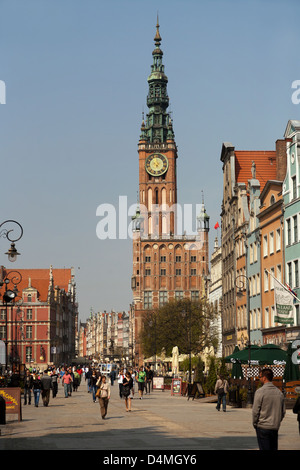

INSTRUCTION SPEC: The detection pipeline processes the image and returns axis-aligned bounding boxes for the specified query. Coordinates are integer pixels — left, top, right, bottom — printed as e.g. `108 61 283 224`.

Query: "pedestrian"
68 367 74 395
24 370 33 405
122 371 133 412
214 374 229 412
118 369 125 399
109 369 115 386
293 395 300 435
51 368 59 398
96 375 111 420
252 368 285 450
145 366 153 394
85 367 92 393
32 372 42 407
129 368 135 398
62 369 73 398
76 366 83 385
137 366 146 399
73 370 80 391
40 369 53 407
90 369 98 402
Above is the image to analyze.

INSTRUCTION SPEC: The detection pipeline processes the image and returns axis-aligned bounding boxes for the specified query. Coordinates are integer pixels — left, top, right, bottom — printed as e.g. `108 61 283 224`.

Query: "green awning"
249 344 287 366
283 342 300 382
225 345 260 364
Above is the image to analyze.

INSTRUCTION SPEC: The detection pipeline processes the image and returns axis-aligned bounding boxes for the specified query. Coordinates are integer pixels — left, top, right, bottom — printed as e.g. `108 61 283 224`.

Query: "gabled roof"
284 119 300 138
259 180 282 204
0 267 73 303
234 150 277 190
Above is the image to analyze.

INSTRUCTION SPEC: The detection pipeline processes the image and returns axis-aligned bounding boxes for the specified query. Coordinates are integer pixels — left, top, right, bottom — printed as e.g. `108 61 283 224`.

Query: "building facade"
131 21 209 364
85 310 130 364
220 143 278 356
258 180 284 345
208 237 222 358
0 266 77 370
282 120 300 339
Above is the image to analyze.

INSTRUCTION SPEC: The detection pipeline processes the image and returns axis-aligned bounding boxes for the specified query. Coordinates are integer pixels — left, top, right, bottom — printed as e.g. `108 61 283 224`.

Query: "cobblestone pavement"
0 379 299 452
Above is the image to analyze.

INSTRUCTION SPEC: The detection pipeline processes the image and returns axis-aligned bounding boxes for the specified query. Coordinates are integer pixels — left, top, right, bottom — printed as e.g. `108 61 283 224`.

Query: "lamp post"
2 271 22 372
236 273 253 405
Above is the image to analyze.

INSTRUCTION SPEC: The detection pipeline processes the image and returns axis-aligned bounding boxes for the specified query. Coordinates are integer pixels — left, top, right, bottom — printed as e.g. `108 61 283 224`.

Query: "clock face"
145 153 168 176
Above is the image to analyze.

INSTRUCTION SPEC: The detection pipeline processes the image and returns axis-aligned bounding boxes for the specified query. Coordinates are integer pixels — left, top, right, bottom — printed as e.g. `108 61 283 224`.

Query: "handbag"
217 381 225 395
95 388 101 398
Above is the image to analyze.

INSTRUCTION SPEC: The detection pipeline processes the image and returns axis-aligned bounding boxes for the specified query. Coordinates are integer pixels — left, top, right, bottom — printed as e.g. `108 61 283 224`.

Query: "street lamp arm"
0 220 23 242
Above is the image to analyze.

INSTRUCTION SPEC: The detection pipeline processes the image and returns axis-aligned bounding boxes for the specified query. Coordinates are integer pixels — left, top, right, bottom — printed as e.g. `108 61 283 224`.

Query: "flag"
274 278 294 325
285 283 297 299
214 222 219 229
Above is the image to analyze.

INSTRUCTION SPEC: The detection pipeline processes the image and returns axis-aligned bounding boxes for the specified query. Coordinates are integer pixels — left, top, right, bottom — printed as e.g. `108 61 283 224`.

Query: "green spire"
141 17 175 143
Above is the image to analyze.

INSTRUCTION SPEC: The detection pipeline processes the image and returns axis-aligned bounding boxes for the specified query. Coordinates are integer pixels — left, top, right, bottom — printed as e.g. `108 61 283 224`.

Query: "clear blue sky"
1 0 300 321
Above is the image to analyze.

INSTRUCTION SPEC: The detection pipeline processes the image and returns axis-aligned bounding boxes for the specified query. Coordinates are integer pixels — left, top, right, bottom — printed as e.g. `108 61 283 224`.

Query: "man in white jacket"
252 368 285 450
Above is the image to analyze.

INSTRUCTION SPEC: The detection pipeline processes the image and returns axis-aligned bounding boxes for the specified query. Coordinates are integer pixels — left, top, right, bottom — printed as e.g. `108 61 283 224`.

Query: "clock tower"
131 19 209 366
138 19 177 237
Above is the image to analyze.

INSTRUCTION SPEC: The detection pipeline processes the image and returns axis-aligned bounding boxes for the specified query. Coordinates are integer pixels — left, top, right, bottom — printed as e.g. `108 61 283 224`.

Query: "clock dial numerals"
145 153 168 176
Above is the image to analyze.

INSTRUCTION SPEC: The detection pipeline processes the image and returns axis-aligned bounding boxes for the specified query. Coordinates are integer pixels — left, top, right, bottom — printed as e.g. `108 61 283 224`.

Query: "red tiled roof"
0 267 72 302
235 151 277 190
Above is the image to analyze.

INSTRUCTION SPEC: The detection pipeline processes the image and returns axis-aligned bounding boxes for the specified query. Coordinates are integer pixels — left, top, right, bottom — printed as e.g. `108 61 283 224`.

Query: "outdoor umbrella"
250 343 288 366
225 345 260 364
231 358 243 379
225 346 243 378
283 342 300 382
225 345 240 364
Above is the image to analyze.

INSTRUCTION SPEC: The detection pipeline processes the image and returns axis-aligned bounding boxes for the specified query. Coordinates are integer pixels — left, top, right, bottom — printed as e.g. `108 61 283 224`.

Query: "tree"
205 355 218 394
139 298 218 359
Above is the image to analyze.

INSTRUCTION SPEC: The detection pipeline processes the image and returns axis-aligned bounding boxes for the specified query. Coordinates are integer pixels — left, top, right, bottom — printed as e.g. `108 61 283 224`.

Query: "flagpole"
266 269 300 302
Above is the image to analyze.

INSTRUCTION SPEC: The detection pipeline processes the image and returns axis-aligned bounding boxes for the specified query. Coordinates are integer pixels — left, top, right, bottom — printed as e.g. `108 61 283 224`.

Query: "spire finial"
154 14 161 46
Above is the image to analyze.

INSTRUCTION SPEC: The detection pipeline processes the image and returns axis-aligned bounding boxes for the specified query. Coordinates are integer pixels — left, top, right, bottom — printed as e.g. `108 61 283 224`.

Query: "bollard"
0 395 6 424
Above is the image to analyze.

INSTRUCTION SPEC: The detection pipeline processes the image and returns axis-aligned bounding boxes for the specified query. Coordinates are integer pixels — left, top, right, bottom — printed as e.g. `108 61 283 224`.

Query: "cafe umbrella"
225 345 261 364
225 345 240 363
283 342 300 382
226 346 244 379
249 343 288 365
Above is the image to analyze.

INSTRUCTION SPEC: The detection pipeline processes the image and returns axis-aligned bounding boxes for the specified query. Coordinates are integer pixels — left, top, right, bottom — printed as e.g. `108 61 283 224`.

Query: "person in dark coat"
40 370 53 407
24 370 33 405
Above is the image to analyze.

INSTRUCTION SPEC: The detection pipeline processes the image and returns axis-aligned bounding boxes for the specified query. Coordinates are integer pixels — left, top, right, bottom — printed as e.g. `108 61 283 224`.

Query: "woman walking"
122 372 133 412
90 369 98 402
97 375 111 420
214 375 229 412
117 369 125 399
32 373 42 407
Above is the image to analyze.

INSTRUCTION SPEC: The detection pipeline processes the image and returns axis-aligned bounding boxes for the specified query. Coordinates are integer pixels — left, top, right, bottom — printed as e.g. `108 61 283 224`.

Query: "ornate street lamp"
0 220 23 263
2 271 23 371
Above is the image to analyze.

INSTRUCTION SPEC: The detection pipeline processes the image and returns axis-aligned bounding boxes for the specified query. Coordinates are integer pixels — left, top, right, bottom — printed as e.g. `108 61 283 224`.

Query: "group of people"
23 365 84 407
84 365 154 419
20 363 300 449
